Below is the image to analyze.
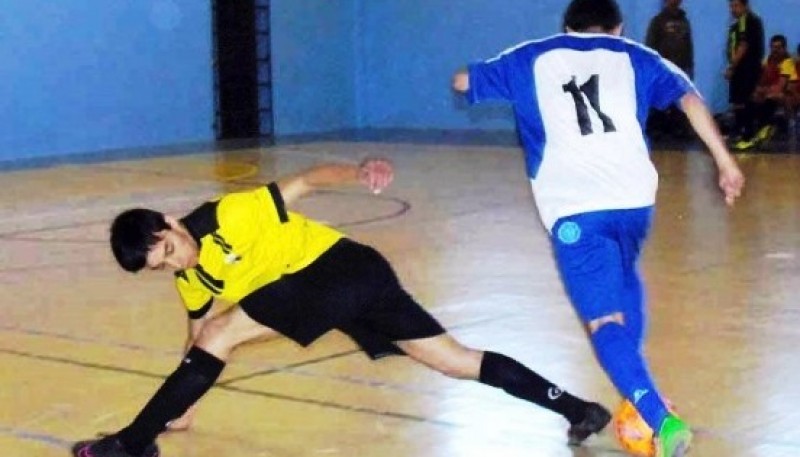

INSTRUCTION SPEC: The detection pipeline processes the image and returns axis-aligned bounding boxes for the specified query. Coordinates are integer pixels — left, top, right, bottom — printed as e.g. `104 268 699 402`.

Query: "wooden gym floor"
0 141 798 457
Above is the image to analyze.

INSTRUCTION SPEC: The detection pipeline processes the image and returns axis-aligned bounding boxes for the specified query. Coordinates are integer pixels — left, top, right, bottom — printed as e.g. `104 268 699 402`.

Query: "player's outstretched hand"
165 404 197 432
358 157 394 194
719 161 744 207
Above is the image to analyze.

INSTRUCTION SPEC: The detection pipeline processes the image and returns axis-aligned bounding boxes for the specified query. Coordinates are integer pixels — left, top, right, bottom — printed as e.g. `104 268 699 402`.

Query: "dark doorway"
212 0 273 141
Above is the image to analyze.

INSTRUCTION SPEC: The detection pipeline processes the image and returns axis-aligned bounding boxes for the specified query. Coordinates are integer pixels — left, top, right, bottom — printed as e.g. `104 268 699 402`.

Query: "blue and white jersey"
467 33 695 230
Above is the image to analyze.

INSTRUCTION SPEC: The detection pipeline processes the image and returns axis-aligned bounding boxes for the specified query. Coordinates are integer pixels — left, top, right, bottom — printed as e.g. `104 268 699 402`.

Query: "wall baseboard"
274 128 520 146
0 129 521 172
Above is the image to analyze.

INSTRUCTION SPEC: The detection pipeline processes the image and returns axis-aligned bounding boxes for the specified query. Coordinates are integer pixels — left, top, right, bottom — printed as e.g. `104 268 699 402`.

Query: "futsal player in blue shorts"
71 158 610 457
452 0 745 456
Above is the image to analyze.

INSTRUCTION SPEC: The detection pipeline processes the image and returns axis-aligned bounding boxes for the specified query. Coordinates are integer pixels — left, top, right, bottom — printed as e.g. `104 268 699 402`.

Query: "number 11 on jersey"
562 74 617 136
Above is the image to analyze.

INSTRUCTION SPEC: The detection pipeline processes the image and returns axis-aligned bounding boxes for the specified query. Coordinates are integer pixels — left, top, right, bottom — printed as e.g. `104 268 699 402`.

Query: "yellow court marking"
214 161 260 182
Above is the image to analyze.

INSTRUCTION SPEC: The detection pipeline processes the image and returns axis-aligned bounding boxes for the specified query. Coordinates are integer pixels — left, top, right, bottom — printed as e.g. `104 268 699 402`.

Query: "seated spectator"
734 35 799 150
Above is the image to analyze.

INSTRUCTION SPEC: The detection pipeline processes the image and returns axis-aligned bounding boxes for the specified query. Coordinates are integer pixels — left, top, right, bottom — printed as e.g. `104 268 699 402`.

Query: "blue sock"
621 269 647 351
591 323 668 430
623 298 646 351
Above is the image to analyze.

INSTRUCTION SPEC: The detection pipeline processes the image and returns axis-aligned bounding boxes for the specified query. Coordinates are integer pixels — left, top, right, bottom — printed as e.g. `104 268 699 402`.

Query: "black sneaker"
567 402 612 446
71 435 159 457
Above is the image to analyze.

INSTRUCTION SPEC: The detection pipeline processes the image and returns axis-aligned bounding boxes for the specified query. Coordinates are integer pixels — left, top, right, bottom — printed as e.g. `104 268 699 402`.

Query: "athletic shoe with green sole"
655 414 693 457
755 124 776 143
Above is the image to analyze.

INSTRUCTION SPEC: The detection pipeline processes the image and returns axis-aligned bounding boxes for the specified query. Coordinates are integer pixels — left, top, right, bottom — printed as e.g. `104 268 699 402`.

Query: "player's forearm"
302 163 361 188
681 92 737 168
277 163 360 206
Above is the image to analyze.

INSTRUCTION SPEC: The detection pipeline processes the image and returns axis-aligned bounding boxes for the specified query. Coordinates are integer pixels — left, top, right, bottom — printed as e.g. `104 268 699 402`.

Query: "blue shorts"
550 207 653 323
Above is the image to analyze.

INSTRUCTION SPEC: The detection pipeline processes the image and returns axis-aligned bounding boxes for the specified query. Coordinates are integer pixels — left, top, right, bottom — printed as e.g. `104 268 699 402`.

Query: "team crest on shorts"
557 221 581 244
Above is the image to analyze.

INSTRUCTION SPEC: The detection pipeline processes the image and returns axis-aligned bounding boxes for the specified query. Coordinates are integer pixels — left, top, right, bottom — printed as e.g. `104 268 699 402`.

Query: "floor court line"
0 320 476 397
5 420 799 454
0 325 181 356
0 261 101 274
0 347 455 427
217 350 362 386
0 191 410 242
0 308 524 395
0 425 71 450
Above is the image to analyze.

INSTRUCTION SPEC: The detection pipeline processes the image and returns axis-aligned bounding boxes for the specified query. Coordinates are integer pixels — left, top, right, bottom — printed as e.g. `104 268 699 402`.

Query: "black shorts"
729 68 760 105
239 238 445 358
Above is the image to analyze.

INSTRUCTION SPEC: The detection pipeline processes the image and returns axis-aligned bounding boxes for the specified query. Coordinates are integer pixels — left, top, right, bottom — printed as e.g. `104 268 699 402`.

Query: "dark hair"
730 0 749 6
770 34 787 48
563 0 623 33
110 208 169 272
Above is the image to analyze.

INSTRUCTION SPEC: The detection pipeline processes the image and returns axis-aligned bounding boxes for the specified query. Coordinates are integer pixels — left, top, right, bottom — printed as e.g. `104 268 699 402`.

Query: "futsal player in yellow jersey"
173 182 343 318
72 158 611 457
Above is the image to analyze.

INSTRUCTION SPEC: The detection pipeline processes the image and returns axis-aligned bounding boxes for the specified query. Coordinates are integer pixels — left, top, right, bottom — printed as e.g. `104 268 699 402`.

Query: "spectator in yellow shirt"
734 34 799 150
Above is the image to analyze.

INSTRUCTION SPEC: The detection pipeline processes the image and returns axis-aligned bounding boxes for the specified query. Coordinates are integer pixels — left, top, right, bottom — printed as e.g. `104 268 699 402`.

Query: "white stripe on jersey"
485 34 562 63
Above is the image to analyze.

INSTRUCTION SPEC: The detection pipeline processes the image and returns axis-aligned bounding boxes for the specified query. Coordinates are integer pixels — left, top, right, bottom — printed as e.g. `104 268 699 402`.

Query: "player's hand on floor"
165 405 197 432
358 158 394 194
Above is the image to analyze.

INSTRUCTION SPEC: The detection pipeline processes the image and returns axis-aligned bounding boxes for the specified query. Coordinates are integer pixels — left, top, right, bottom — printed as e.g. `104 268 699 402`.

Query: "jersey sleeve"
215 183 289 252
466 53 514 104
635 48 696 110
175 271 213 319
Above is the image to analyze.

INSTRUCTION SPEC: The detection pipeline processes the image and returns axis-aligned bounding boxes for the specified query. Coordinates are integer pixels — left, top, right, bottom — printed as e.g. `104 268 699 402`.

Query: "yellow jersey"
175 183 343 318
778 57 799 82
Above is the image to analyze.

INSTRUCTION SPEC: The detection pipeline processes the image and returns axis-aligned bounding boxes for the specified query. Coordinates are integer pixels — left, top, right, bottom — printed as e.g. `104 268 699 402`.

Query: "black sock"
478 351 587 424
116 347 225 455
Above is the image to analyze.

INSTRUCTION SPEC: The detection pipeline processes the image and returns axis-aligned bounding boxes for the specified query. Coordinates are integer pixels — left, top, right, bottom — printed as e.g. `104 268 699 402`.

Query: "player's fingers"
730 179 743 196
379 169 393 188
370 173 380 192
724 185 741 206
165 423 190 432
721 178 741 196
360 159 393 194
373 170 393 193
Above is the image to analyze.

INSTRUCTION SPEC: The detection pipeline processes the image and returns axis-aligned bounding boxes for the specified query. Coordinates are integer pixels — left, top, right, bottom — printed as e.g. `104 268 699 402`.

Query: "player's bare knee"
399 337 480 380
587 312 625 334
195 316 237 354
434 347 482 380
434 360 470 379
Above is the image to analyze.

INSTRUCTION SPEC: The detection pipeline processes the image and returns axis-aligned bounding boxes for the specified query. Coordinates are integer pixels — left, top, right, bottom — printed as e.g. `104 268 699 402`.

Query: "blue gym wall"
4 0 800 164
351 0 800 132
270 0 358 136
355 0 638 130
0 0 213 164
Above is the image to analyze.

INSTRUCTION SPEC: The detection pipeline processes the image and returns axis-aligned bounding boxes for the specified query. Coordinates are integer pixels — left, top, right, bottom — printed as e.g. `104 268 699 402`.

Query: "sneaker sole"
71 442 91 457
658 429 693 457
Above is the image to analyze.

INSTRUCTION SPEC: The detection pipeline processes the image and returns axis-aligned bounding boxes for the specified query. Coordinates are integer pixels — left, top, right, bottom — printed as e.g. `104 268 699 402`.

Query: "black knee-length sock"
116 346 225 455
478 351 587 424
